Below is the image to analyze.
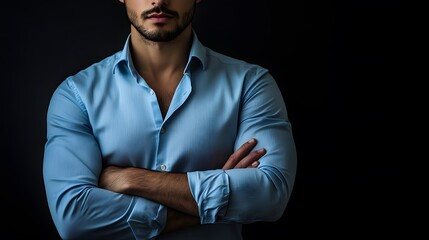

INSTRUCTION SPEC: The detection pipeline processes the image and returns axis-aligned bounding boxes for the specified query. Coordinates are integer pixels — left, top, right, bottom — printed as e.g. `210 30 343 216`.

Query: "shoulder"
53 51 122 96
51 51 122 106
202 47 271 82
198 47 274 93
191 33 270 78
70 51 122 84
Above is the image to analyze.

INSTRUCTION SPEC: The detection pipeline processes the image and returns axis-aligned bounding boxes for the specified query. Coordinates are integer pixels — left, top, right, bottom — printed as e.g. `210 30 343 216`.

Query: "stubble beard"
130 3 196 42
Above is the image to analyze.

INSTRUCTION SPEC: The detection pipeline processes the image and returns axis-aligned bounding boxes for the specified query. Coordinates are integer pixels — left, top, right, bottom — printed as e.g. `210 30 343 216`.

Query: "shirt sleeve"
43 80 167 240
187 70 297 224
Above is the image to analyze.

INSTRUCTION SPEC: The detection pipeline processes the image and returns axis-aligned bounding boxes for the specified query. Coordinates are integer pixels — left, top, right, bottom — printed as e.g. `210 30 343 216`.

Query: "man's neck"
129 27 192 79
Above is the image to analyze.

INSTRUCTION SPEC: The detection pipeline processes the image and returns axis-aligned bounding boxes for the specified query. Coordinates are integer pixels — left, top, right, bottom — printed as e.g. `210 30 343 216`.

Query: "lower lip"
150 17 171 24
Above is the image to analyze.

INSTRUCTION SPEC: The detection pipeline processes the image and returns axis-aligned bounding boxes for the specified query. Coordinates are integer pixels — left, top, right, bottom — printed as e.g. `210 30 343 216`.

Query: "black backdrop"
2 0 406 239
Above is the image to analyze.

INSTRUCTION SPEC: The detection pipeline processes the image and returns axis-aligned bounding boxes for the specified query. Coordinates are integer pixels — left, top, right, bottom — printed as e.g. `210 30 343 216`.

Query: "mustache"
142 6 179 18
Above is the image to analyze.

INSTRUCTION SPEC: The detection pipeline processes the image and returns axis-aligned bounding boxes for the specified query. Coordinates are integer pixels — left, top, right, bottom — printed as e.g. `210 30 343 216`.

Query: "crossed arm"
44 72 296 239
99 138 266 233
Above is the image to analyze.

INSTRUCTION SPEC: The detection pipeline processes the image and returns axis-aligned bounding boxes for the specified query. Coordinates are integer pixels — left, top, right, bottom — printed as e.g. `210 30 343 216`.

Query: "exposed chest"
147 74 183 118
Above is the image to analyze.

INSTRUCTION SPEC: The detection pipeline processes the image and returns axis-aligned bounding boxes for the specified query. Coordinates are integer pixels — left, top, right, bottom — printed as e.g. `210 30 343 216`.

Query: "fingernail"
257 148 266 153
248 138 255 143
251 161 259 167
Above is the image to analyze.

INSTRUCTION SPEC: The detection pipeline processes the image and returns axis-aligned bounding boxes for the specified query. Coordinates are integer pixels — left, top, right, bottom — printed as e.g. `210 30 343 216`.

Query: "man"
43 0 297 239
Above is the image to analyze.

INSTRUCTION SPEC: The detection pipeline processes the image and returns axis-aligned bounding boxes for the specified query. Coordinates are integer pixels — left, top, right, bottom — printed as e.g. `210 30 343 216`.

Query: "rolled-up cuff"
187 169 230 224
127 197 167 239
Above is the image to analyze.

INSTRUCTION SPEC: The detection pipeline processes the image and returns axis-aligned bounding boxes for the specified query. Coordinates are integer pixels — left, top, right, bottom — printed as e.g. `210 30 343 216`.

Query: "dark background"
2 0 407 239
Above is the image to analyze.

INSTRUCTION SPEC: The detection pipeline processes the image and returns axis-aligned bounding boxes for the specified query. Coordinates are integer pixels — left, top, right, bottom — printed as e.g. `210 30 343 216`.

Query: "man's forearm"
100 166 199 216
130 168 199 216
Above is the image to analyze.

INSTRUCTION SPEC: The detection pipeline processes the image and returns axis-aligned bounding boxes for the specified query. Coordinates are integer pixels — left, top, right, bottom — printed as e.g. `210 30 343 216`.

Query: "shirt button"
150 89 155 95
160 165 167 171
160 127 165 134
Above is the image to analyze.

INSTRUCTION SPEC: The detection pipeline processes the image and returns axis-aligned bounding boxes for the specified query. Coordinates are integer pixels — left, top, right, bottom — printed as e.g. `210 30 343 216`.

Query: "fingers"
222 139 266 170
249 160 260 168
223 138 257 170
234 148 266 169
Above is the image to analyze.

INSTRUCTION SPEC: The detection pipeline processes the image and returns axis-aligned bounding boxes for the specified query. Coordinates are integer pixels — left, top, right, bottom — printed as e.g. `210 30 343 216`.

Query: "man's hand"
222 138 266 170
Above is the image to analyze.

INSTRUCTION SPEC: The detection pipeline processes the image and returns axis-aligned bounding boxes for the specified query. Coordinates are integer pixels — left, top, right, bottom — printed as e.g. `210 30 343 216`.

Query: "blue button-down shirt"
43 31 297 240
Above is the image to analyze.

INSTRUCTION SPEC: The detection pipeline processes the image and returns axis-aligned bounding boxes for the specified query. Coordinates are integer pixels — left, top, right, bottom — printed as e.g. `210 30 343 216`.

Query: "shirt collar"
113 30 207 75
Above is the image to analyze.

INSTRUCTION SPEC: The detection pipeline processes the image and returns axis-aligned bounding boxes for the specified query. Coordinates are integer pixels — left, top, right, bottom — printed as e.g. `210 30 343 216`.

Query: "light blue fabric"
43 31 297 240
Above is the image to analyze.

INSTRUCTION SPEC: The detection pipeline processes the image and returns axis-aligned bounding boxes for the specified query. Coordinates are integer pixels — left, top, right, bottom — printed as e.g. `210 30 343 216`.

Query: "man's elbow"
259 171 293 221
52 215 87 240
263 197 288 221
